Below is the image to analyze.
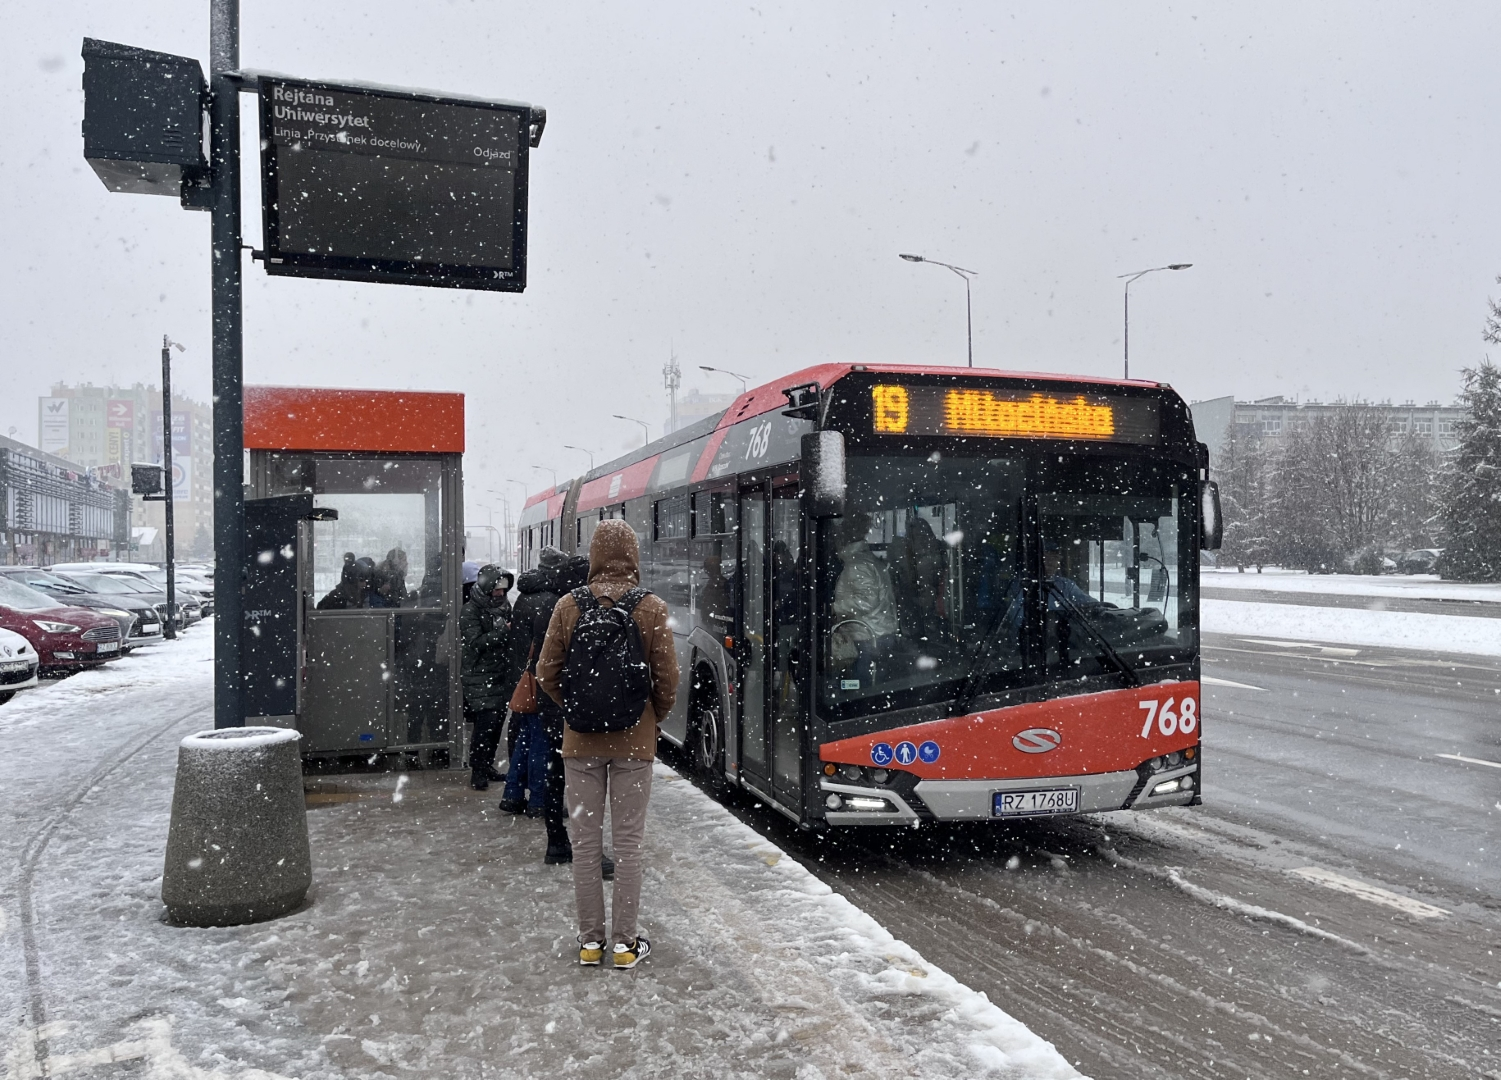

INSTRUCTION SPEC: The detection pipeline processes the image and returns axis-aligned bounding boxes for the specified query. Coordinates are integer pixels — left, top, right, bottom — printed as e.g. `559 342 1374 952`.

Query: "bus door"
737 480 805 808
768 482 804 803
737 487 770 786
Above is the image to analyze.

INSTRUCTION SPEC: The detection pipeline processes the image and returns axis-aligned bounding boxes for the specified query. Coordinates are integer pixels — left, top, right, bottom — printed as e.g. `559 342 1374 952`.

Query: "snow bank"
1202 598 1501 656
650 764 1084 1079
1203 567 1501 603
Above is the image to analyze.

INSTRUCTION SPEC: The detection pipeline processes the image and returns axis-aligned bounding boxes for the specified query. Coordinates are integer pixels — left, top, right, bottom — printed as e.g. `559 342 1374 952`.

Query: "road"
709 632 1501 1079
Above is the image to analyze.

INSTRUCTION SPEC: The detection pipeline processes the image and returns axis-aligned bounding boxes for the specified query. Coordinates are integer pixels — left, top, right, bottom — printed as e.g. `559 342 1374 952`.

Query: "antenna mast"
663 347 681 433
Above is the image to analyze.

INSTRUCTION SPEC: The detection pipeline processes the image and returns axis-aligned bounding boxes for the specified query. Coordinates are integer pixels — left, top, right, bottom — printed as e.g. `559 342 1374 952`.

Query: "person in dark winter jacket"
461 564 518 790
499 549 566 816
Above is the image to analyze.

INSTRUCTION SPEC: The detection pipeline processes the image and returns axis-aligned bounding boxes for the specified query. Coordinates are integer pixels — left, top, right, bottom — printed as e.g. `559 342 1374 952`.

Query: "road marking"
1202 675 1265 691
1238 639 1361 657
1289 866 1450 919
1435 752 1501 770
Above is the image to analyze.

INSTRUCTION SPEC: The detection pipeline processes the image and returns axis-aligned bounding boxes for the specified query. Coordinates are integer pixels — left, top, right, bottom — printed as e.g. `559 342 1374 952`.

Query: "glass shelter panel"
304 459 444 609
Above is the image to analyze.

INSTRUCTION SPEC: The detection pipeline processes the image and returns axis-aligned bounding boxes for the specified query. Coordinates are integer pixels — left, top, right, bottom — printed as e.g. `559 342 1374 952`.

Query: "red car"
0 576 123 671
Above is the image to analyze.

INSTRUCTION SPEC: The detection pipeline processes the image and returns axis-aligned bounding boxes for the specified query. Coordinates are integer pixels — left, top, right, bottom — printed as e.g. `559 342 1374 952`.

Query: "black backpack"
560 586 653 733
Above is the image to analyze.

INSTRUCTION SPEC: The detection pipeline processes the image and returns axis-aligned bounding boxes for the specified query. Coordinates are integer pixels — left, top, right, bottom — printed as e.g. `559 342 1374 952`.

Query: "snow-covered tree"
1214 420 1272 570
1437 361 1501 580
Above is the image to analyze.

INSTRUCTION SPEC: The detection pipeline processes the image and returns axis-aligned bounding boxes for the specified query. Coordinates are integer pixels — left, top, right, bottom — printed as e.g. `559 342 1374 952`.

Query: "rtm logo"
745 421 772 460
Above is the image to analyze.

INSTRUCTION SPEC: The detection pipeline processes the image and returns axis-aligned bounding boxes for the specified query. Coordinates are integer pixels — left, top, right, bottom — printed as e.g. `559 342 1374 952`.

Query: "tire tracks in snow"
9 700 209 1076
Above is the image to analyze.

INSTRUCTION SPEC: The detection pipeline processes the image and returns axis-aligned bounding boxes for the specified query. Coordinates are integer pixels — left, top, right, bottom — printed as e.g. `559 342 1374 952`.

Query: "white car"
0 626 39 705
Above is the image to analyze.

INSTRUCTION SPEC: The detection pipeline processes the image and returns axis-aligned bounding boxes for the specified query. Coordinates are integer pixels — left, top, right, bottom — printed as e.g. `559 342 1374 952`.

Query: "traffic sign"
257 77 541 292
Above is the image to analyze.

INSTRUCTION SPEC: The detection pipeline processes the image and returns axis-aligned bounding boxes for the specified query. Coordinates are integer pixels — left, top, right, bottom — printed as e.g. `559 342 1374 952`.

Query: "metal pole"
161 337 177 640
210 0 243 727
965 273 973 368
1123 285 1129 381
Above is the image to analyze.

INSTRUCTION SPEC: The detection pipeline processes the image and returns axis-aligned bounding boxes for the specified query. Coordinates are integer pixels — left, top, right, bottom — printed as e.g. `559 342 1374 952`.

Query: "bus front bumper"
820 764 1197 824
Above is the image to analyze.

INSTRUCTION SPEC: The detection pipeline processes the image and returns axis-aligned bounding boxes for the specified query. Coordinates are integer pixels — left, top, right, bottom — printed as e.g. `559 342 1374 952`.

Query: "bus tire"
688 668 726 787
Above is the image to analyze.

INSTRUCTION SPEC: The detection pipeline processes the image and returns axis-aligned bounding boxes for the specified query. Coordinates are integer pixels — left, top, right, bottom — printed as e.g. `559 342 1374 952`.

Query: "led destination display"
871 384 1160 444
259 78 533 291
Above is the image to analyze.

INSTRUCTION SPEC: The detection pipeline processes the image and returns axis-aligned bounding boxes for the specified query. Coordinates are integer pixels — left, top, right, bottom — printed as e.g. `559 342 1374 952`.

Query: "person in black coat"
504 547 566 818
461 564 518 789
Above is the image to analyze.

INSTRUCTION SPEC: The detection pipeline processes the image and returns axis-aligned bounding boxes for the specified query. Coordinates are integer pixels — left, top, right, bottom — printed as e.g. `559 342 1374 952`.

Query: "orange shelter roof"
243 386 465 454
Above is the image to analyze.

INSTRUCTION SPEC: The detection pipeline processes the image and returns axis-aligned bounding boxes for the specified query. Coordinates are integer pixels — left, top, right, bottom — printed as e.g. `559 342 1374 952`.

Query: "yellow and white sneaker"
578 938 605 966
612 937 650 969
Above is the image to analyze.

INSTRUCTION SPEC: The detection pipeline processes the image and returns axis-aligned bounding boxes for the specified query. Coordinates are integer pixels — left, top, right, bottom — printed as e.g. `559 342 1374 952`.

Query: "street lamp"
531 464 557 488
1117 264 1192 380
563 444 595 470
699 365 749 394
900 253 977 367
613 414 651 447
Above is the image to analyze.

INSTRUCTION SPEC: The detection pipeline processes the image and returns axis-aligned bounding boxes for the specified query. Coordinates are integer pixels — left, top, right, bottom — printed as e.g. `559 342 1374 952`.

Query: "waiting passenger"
371 548 410 608
461 565 518 790
316 557 372 610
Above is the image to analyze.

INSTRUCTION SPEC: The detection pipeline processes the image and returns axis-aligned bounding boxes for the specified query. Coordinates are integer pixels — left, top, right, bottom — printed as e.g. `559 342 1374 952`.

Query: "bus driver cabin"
243 386 466 768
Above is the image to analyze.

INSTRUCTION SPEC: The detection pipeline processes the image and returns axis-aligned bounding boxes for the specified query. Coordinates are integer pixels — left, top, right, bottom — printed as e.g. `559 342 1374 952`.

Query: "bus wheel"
689 681 725 785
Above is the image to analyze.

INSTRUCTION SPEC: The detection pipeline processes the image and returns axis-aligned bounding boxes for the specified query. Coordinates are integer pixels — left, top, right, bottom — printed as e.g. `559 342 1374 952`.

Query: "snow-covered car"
50 564 209 621
0 626 39 705
0 567 162 652
0 577 124 671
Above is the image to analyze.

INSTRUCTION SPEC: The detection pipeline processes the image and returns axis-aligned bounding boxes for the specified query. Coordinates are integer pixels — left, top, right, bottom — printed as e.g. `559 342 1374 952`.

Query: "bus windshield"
817 451 1196 718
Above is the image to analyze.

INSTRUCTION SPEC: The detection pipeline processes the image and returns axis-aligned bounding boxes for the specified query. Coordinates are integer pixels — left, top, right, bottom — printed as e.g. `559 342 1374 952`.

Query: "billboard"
258 78 538 292
39 397 69 456
106 399 132 465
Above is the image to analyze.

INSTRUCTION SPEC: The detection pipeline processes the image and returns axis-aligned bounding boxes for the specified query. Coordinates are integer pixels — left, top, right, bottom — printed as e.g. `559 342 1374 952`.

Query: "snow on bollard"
161 726 312 927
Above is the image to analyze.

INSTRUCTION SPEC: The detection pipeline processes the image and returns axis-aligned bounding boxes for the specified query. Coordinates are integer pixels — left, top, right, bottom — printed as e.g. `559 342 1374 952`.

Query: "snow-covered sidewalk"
0 625 1078 1080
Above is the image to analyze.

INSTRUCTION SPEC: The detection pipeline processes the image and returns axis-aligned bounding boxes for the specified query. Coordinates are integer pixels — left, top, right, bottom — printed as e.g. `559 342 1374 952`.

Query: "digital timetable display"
871 384 1160 445
259 78 532 291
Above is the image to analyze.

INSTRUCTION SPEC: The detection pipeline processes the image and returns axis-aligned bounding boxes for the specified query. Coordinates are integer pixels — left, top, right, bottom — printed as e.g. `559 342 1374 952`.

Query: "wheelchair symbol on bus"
894 741 918 766
870 743 894 766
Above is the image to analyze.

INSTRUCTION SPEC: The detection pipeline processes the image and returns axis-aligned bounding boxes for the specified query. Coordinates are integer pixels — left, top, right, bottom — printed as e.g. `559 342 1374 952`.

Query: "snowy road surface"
703 633 1501 1079
0 623 1079 1080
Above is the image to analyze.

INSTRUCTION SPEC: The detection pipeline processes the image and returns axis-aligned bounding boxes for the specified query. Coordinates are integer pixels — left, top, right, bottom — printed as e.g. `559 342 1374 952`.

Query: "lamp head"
1168 263 1192 270
899 253 924 263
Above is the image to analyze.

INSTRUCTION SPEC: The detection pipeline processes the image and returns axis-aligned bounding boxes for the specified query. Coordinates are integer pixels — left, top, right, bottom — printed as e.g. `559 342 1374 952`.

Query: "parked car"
0 577 123 671
0 567 162 652
54 563 214 618
0 626 39 705
1397 548 1442 575
56 572 196 631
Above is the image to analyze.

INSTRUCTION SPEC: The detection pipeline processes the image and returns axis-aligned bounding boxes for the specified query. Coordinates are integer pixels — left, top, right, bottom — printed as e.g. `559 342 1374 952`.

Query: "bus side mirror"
803 431 846 518
1201 481 1223 551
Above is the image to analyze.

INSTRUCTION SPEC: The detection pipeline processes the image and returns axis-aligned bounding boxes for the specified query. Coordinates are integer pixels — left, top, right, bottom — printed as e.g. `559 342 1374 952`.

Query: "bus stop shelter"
243 386 465 768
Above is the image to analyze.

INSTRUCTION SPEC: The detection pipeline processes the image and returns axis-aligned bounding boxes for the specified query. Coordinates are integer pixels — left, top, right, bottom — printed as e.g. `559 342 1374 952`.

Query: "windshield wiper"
1046 582 1142 687
951 588 1023 716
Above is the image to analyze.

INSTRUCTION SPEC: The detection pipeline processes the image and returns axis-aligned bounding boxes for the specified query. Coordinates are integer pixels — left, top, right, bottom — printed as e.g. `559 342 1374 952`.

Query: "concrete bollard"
161 727 311 927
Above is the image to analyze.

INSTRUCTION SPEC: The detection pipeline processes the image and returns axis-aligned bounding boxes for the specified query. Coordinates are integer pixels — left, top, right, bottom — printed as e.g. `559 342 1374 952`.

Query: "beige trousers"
564 756 653 946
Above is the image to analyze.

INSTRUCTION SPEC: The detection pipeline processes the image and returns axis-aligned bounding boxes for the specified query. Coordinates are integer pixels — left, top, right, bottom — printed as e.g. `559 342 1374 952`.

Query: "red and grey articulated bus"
518 363 1223 828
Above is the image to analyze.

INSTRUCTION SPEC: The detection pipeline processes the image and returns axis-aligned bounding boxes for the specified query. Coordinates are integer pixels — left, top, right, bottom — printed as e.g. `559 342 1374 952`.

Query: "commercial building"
1 433 127 565
1191 395 1466 469
39 383 214 559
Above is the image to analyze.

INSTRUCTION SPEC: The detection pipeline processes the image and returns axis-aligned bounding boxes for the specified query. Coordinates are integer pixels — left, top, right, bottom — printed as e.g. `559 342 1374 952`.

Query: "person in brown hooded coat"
536 519 678 968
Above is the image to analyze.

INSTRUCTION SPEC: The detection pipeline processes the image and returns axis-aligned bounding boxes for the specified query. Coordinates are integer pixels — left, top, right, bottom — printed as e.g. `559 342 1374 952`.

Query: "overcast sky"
2 2 1499 524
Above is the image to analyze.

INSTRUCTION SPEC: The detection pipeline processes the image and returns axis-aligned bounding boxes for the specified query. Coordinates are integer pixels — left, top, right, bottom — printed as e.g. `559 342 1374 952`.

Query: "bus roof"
519 362 1171 509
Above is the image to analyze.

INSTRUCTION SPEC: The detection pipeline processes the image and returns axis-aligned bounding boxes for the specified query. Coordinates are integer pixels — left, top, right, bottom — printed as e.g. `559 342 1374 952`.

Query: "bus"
517 363 1222 828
